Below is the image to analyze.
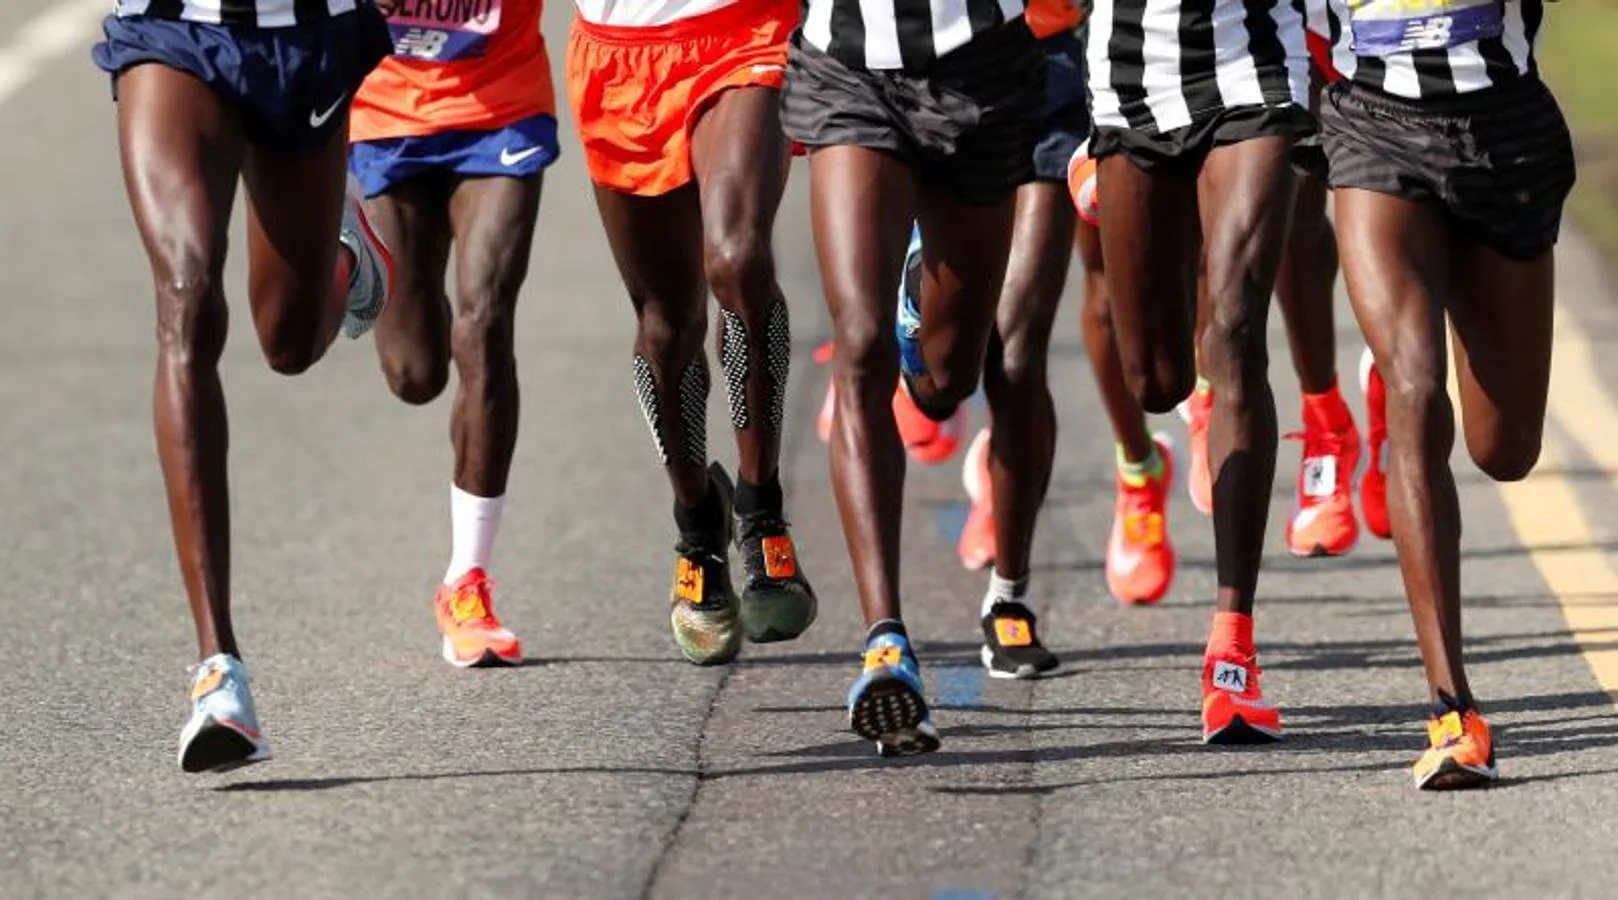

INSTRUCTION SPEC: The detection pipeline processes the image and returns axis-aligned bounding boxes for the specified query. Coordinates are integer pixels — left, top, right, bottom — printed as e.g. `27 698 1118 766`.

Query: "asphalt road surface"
5 2 1618 897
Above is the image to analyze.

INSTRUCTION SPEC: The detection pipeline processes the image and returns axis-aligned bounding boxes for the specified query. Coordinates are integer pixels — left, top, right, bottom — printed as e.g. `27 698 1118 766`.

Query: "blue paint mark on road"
930 890 995 900
933 665 985 710
935 501 970 545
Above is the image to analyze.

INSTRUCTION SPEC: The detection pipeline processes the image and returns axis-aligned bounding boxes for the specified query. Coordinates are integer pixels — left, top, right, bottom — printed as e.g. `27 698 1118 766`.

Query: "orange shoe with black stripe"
435 568 522 668
1414 697 1498 790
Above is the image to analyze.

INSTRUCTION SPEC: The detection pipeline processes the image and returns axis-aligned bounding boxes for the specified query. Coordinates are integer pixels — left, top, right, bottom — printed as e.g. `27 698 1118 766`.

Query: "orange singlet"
351 0 557 143
566 0 798 197
1024 0 1081 40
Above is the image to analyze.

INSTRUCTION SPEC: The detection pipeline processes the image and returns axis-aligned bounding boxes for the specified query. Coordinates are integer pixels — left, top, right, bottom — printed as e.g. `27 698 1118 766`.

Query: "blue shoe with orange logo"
669 464 742 666
848 627 940 757
178 653 271 774
980 600 1059 679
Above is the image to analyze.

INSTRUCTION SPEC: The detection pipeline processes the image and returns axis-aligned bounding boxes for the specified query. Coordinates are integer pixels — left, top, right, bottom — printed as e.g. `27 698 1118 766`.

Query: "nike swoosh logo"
500 146 543 167
752 64 785 74
309 93 347 128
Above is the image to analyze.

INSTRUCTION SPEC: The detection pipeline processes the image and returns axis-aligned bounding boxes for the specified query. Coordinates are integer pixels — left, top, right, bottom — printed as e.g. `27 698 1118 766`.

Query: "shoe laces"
448 578 497 626
738 510 790 544
1285 422 1351 464
1118 483 1166 547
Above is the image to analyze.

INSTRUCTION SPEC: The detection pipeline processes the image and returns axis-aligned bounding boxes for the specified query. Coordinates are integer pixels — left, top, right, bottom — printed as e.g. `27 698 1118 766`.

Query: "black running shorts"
1090 103 1316 172
1319 78 1576 261
780 21 1044 205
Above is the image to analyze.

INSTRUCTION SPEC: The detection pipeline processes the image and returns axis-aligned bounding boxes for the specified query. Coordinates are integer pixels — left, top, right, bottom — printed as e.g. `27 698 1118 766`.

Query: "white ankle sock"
982 571 1029 617
446 486 505 584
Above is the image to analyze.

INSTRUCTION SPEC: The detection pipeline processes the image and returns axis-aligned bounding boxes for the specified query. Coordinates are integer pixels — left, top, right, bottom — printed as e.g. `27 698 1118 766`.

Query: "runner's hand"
373 0 402 13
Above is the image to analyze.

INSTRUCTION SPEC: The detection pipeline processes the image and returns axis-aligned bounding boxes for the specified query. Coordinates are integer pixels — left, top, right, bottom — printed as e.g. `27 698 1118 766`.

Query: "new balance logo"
1212 661 1248 693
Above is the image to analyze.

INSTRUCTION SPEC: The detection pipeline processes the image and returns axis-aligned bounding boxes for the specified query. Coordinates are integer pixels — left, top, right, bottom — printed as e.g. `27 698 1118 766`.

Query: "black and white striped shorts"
1320 78 1576 261
780 21 1044 205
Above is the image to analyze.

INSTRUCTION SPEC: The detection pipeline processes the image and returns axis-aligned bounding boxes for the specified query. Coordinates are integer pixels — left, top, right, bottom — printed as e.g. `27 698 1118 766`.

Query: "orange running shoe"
1106 435 1176 606
1284 393 1362 558
893 379 968 465
1202 648 1282 744
1177 387 1214 516
1067 142 1099 226
1359 347 1391 540
1413 700 1498 790
434 568 521 668
958 428 996 570
815 341 836 443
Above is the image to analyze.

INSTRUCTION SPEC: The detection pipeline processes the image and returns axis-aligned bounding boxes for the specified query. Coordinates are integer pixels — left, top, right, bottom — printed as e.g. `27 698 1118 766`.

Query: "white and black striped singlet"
1088 0 1311 135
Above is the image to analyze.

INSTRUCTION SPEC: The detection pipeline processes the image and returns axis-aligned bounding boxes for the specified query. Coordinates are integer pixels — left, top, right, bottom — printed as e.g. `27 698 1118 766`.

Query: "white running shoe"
178 653 271 774
337 177 394 339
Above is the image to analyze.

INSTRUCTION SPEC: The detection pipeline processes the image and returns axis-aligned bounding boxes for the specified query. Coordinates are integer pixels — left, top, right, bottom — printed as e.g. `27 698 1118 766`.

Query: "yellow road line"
1493 300 1618 702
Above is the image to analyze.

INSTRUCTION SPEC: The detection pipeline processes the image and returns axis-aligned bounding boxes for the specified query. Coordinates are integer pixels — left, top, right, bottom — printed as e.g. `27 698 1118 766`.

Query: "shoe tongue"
986 599 1034 623
1430 690 1469 720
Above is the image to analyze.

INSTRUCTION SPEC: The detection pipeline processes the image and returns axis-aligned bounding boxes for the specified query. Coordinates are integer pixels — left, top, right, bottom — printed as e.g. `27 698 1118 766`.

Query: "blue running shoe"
848 630 940 757
895 224 927 378
178 653 271 774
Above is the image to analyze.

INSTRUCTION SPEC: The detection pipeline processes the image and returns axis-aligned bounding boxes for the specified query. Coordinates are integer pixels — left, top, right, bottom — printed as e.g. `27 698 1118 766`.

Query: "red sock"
1208 611 1254 657
332 246 357 297
1301 381 1353 433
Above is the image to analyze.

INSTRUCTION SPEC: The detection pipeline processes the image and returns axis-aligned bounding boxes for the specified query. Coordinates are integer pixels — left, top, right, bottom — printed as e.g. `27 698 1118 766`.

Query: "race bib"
1348 0 1504 57
388 0 504 62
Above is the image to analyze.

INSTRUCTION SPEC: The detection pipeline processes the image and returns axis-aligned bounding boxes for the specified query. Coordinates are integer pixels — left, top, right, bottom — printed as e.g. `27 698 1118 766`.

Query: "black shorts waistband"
1337 75 1549 122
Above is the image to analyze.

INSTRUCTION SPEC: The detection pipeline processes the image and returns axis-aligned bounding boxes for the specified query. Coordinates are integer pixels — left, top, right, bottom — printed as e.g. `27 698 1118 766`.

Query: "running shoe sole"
1416 757 1499 791
850 677 939 757
740 586 818 644
180 719 271 774
1202 715 1283 745
980 645 1060 680
1287 542 1356 560
670 605 742 666
440 638 521 669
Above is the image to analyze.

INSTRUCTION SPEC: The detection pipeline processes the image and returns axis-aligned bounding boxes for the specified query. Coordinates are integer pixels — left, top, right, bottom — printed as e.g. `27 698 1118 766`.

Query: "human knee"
832 314 898 399
632 287 707 356
703 228 775 306
451 291 516 375
986 329 1048 401
1131 365 1194 415
1381 355 1455 450
154 265 229 369
381 323 449 405
1198 290 1268 384
1468 427 1542 482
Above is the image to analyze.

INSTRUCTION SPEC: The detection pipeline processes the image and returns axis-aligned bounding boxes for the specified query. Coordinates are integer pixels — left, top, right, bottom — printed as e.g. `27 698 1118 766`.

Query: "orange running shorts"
566 0 797 196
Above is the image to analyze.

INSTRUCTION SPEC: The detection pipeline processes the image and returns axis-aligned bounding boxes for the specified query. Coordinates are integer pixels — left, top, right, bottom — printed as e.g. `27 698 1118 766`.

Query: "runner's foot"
434 568 521 668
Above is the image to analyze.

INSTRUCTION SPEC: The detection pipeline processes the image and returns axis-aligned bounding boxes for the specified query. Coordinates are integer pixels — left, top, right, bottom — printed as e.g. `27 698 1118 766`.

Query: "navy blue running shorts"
92 7 392 156
1033 31 1088 183
349 114 562 198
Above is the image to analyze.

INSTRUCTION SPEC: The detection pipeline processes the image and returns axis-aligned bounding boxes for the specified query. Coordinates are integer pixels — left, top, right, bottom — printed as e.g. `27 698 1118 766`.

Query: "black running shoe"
669 464 741 666
980 601 1059 679
735 510 817 643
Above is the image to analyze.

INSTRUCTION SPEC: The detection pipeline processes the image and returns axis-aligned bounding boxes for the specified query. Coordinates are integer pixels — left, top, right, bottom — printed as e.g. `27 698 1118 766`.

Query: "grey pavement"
3 4 1618 898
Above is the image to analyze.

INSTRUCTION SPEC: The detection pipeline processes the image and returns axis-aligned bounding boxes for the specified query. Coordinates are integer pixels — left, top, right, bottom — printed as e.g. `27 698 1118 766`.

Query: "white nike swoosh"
751 64 784 74
500 146 543 167
309 93 347 128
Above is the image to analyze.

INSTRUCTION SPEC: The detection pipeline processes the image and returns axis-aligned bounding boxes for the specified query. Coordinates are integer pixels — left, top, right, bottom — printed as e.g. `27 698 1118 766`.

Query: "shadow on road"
216 765 697 793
